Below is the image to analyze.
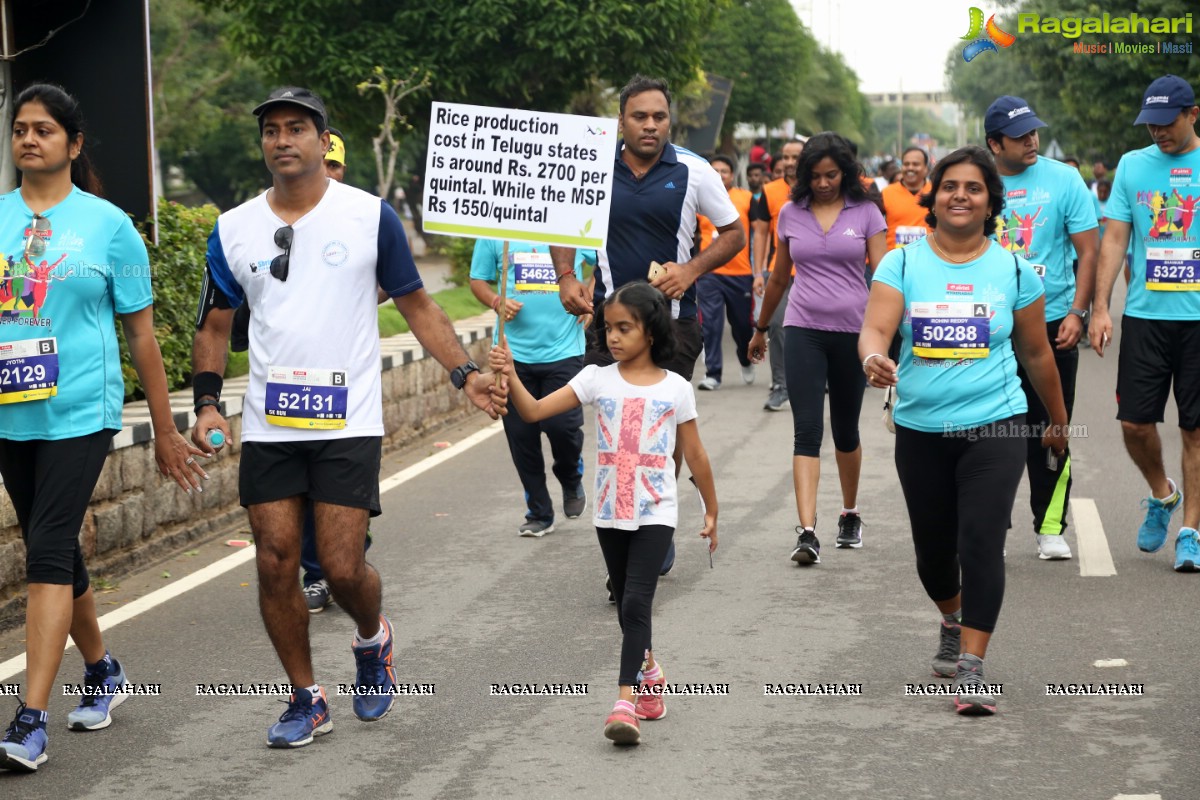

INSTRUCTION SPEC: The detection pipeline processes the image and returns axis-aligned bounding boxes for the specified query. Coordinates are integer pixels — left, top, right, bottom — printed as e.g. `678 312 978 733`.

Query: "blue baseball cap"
985 96 1048 139
1134 75 1196 125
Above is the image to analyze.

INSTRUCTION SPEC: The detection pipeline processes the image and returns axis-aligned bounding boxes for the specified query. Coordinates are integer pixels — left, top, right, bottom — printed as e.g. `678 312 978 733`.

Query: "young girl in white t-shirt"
490 281 718 746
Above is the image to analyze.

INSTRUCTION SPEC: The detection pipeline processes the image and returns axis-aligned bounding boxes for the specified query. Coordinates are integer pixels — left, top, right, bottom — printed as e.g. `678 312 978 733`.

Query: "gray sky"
793 0 987 93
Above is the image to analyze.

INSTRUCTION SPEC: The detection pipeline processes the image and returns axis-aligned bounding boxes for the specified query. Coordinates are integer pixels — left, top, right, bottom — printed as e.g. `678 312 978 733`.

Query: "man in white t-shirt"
190 87 502 748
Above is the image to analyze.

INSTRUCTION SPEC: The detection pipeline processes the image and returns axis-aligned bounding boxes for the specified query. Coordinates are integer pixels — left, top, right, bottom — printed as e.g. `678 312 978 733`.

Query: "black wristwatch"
194 398 221 415
1067 307 1090 323
755 324 770 333
450 360 480 390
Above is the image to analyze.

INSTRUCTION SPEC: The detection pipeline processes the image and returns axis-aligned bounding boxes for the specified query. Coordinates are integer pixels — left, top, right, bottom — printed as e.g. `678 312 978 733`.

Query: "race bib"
1145 246 1200 291
264 366 347 429
896 226 926 246
0 337 58 404
512 252 558 293
910 302 990 359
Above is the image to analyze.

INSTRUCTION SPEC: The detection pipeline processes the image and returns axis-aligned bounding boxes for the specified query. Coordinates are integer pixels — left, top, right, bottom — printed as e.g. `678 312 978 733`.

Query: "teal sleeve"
109 215 153 314
469 239 498 281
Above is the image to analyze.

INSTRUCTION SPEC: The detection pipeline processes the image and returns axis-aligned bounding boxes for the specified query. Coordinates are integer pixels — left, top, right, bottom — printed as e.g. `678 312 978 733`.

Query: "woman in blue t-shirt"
859 146 1069 717
0 85 204 774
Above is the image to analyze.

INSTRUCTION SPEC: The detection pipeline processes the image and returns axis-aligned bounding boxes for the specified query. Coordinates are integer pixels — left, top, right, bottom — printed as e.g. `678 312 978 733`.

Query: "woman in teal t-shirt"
859 146 1069 717
0 85 204 774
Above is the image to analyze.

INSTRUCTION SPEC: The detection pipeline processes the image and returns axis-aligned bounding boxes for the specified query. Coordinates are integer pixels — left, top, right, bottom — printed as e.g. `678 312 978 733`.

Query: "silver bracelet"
862 353 885 373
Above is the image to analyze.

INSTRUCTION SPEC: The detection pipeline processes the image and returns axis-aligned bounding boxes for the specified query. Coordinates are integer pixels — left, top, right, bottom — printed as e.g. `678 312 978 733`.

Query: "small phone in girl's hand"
1045 448 1058 472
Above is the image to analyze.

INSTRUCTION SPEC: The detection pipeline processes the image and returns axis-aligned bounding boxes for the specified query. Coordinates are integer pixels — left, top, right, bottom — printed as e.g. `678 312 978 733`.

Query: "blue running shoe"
67 652 129 731
267 687 331 748
1138 482 1181 553
0 704 48 772
352 615 397 721
1174 528 1200 573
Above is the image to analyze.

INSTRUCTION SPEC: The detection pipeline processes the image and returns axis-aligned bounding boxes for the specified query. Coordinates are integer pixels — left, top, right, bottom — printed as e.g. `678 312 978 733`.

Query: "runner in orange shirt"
881 146 933 251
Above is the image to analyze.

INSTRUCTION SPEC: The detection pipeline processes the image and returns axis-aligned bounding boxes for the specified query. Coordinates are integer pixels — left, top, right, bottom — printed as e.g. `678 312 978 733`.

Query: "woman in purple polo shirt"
749 132 886 565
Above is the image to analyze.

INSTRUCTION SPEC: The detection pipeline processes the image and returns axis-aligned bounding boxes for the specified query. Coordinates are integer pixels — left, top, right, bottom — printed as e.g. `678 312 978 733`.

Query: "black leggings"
894 416 1025 634
596 525 674 685
784 326 865 456
0 429 116 596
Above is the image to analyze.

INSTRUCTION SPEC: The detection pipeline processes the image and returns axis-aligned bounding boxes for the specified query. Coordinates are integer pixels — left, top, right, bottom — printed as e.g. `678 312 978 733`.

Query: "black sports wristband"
755 324 770 333
193 371 224 405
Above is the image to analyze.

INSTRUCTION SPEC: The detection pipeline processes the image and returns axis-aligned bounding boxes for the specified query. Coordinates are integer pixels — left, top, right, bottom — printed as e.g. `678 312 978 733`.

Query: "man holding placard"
553 74 745 381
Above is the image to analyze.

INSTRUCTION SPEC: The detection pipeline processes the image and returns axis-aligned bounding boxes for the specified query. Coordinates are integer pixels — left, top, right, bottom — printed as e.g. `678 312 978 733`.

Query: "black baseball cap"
252 86 328 131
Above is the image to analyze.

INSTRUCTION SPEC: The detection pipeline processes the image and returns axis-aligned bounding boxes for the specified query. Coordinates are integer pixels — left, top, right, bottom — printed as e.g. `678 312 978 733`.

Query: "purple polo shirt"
779 196 886 333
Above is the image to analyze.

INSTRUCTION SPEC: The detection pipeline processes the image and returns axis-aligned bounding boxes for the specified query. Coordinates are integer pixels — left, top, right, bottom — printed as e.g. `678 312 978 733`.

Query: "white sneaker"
698 377 720 391
740 364 755 385
1037 534 1072 560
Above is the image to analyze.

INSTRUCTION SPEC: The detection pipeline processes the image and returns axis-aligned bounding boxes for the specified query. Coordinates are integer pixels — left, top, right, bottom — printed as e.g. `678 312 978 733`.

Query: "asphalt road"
0 296 1195 800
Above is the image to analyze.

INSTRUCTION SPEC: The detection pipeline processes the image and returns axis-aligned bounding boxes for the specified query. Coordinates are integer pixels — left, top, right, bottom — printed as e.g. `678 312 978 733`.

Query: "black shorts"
239 436 383 515
1116 315 1200 430
585 313 704 381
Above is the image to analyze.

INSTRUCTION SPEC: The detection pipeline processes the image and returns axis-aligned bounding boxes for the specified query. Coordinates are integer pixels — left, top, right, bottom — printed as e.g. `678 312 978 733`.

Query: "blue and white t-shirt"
873 239 1044 433
205 180 422 441
595 143 738 319
470 240 586 364
0 187 151 439
996 156 1097 321
568 364 697 530
1105 143 1200 320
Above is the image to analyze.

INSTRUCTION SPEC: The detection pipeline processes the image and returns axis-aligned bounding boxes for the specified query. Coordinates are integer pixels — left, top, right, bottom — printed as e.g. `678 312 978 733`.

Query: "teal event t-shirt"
1104 143 1200 320
873 238 1043 433
471 240 587 364
0 187 152 439
996 156 1097 321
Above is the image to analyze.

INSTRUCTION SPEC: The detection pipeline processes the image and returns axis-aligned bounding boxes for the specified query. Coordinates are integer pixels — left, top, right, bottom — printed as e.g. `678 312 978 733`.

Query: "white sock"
841 507 859 516
305 683 320 696
1157 479 1179 502
356 623 387 646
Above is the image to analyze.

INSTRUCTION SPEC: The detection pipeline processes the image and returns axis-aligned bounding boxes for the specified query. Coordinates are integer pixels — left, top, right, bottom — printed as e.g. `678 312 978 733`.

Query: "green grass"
223 285 488 379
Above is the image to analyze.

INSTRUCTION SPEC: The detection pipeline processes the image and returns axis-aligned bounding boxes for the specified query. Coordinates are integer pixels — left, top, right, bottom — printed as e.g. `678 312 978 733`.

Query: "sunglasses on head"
271 225 293 281
24 213 49 261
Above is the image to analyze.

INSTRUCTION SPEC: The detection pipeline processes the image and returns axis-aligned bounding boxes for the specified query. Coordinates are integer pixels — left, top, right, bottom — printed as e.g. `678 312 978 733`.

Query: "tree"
357 66 431 203
870 106 957 156
947 0 1200 161
794 46 873 148
701 0 814 135
217 0 720 150
150 0 269 209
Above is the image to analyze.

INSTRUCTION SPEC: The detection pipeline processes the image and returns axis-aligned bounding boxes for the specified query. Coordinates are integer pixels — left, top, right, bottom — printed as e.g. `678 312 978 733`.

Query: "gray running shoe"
952 654 997 715
932 619 961 678
790 527 820 565
519 519 554 537
304 580 333 613
836 513 863 548
563 485 586 519
764 385 789 411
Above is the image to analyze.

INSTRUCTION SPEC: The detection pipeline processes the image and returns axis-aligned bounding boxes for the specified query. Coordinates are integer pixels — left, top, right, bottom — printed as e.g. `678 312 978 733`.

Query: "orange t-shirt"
882 180 932 250
698 187 753 276
761 178 792 273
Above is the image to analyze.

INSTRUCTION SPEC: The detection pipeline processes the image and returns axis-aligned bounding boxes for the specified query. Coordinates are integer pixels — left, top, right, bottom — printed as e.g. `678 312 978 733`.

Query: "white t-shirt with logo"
205 180 422 441
568 363 698 531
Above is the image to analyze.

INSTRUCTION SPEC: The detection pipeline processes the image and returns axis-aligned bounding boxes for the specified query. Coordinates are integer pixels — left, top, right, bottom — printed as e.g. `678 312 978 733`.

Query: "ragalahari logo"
961 7 1016 61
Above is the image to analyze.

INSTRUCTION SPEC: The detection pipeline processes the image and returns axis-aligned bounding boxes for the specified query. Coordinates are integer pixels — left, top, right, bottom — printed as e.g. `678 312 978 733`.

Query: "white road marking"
1113 795 1163 799
1094 659 1129 668
0 421 505 683
1073 498 1116 577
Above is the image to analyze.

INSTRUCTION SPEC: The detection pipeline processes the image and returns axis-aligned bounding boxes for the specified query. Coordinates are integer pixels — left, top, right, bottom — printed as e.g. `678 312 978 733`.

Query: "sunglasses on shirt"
24 213 50 261
271 225 293 281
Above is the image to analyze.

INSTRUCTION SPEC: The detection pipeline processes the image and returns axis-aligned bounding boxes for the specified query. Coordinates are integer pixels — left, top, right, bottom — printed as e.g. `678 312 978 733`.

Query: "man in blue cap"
984 96 1099 562
1090 74 1200 574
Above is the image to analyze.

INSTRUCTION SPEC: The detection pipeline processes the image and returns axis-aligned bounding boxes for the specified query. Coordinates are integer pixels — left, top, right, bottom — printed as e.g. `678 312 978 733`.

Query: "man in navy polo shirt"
553 74 744 380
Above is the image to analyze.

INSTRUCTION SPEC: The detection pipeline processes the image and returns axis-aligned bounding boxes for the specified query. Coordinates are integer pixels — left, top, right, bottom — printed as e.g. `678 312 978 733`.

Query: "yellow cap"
326 133 346 166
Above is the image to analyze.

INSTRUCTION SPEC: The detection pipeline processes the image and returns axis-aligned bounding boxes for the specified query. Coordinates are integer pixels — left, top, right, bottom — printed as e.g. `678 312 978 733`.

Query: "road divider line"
0 421 505 684
1073 498 1116 577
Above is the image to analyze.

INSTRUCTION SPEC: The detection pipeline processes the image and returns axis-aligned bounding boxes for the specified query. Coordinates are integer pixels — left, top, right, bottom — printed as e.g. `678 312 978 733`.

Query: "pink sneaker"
634 669 667 721
603 708 640 745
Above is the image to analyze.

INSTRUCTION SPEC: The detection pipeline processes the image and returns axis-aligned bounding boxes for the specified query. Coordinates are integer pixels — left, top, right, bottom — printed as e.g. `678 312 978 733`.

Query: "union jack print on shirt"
594 396 675 522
